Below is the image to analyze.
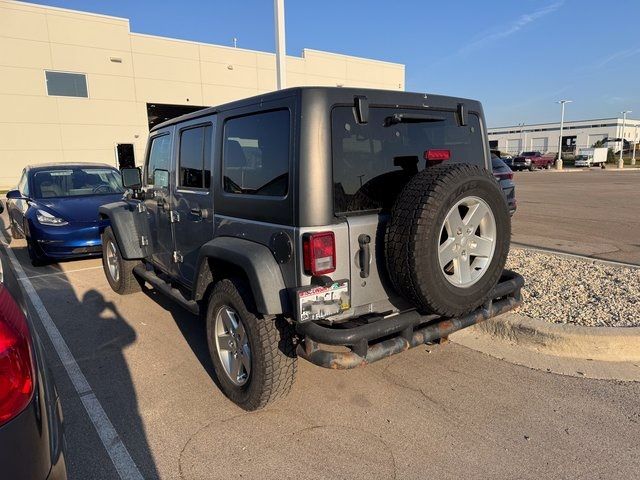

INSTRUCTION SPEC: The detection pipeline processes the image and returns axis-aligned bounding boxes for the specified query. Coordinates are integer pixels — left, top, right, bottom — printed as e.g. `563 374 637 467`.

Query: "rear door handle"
358 234 371 278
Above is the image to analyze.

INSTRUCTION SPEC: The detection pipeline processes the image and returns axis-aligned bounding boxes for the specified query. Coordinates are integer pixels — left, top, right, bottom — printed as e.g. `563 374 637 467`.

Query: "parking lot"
511 168 640 265
1 170 640 480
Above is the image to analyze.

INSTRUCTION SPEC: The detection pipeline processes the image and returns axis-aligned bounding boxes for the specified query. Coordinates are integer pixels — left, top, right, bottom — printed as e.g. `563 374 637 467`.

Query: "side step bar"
133 265 199 315
296 270 524 370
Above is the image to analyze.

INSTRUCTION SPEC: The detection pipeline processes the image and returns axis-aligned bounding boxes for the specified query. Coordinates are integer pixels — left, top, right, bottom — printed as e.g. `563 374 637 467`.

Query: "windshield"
32 167 124 199
521 151 537 156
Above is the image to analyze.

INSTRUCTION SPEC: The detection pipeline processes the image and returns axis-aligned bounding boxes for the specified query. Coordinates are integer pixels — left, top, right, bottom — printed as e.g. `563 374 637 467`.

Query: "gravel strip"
506 248 640 327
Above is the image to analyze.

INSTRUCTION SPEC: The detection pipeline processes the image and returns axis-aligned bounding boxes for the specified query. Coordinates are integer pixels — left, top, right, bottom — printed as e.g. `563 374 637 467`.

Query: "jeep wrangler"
99 87 524 411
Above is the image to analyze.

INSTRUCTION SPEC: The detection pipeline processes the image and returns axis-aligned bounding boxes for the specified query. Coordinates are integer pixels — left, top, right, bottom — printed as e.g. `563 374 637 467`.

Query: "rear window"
222 109 290 197
332 106 484 215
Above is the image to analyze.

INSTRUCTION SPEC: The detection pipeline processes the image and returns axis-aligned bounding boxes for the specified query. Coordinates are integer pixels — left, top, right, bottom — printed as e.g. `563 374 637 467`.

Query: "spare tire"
385 163 510 317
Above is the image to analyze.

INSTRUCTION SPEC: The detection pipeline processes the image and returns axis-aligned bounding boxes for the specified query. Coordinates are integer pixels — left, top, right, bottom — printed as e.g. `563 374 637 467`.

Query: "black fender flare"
194 237 290 316
98 201 152 260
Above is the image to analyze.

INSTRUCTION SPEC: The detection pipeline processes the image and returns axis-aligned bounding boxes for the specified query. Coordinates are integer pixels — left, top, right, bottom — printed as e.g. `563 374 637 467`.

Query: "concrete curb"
461 313 640 362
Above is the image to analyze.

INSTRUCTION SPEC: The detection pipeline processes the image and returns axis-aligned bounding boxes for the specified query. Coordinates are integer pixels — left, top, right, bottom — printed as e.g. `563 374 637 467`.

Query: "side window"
179 125 213 189
222 109 290 197
146 134 172 185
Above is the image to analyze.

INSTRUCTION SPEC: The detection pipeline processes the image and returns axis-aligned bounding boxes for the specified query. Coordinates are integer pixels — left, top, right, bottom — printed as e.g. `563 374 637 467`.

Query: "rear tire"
385 164 510 317
102 227 141 295
206 278 297 411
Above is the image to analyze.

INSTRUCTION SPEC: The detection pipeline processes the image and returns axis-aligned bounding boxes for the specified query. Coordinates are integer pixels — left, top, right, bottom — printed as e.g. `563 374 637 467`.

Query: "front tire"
206 278 297 411
102 227 141 295
10 217 24 240
24 220 47 266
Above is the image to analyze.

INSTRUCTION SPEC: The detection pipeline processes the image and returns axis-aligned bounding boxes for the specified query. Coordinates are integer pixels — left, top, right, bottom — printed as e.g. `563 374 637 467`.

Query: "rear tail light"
302 232 336 276
0 284 34 427
425 149 451 161
494 171 514 180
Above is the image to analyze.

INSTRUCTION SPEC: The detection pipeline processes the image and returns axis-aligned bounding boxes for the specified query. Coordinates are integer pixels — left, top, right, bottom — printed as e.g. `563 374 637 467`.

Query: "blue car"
5 163 124 265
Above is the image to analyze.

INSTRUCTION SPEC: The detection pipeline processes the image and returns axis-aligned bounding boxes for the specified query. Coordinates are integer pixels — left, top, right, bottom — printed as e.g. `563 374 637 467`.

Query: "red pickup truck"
511 151 555 171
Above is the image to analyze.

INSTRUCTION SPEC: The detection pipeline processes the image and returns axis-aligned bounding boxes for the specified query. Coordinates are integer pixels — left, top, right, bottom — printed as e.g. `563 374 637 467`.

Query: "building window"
45 71 88 98
222 109 290 197
179 124 213 189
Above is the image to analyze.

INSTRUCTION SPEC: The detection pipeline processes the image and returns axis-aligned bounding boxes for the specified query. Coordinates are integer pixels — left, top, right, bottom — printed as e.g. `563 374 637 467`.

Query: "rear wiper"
384 113 445 127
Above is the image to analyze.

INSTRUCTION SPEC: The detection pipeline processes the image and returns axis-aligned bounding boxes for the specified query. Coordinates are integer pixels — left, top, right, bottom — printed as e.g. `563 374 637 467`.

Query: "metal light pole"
274 0 286 90
632 123 638 166
556 100 572 170
619 110 631 168
520 122 527 153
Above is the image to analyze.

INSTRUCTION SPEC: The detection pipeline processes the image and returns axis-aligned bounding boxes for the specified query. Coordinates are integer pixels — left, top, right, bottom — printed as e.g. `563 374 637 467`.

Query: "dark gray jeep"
99 87 523 410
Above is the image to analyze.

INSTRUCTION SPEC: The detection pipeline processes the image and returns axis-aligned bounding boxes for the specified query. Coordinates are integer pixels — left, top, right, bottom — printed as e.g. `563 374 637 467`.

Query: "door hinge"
140 235 149 247
170 210 180 223
172 251 183 263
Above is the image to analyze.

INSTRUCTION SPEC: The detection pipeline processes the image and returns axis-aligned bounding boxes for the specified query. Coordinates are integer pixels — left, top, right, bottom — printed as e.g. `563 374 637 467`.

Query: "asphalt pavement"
511 168 640 264
1 175 639 479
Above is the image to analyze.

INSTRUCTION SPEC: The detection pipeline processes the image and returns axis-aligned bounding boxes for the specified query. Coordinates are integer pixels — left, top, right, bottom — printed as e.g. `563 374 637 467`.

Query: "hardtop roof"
150 86 482 132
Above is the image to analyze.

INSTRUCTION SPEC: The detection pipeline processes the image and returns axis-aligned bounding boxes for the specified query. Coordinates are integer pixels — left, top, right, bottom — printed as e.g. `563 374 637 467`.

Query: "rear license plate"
295 280 350 322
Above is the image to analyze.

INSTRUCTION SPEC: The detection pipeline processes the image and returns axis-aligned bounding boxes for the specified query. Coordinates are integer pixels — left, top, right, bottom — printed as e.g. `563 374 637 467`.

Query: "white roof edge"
9 0 130 23
302 48 404 67
130 32 273 55
489 117 639 130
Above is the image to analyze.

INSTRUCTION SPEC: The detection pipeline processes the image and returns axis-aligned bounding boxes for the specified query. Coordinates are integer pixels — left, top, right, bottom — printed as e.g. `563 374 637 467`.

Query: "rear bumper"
296 270 524 369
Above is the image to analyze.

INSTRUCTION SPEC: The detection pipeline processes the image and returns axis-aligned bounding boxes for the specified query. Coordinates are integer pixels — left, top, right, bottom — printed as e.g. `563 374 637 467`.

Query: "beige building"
0 0 405 188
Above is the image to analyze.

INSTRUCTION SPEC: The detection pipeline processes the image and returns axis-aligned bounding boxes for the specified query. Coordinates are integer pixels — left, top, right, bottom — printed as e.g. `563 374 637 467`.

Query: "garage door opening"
147 103 208 130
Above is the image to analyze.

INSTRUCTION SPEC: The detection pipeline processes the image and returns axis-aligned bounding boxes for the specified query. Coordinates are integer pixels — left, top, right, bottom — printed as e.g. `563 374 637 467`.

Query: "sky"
30 0 640 127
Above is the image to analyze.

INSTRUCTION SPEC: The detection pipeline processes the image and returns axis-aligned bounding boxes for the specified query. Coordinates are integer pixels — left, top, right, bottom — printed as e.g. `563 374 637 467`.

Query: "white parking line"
25 265 103 279
0 234 143 480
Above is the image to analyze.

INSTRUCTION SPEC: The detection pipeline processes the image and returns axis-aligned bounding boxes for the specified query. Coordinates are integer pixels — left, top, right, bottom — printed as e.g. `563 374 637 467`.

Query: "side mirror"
6 189 24 200
121 168 142 189
153 169 170 189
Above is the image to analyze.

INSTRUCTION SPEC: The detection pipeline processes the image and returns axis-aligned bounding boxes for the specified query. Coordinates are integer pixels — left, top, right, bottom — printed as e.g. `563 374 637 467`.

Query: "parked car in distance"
511 151 555 171
491 154 516 215
99 87 524 411
0 252 67 480
574 147 607 167
5 164 124 266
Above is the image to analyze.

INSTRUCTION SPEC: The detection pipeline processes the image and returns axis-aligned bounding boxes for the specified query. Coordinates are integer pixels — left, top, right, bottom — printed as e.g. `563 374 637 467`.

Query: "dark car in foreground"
5 163 124 265
0 252 67 479
491 155 517 215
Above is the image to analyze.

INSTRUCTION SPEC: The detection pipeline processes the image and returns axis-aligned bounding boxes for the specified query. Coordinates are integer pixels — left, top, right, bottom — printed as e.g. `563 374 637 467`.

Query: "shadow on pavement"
0 228 160 479
140 286 218 384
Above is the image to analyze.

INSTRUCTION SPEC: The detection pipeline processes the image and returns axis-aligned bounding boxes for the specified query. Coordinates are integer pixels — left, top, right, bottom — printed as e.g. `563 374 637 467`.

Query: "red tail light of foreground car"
0 282 34 427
